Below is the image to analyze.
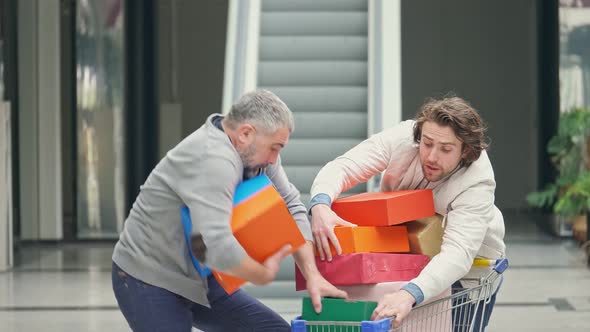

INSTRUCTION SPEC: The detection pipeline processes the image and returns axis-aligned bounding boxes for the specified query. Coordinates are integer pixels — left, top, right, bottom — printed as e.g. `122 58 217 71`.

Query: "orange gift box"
212 175 306 294
331 190 435 226
316 226 410 256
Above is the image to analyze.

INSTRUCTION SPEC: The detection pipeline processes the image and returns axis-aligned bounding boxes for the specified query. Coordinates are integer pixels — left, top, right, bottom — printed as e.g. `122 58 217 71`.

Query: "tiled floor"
1 214 589 331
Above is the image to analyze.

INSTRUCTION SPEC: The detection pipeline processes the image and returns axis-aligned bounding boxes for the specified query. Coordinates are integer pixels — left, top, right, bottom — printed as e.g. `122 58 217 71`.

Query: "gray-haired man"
112 90 346 331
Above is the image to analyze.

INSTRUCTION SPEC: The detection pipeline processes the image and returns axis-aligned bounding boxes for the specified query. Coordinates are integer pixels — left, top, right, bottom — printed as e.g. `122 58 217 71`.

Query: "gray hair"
225 90 294 134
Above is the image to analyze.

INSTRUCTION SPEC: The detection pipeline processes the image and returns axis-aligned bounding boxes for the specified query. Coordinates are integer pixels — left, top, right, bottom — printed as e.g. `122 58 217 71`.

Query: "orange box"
213 182 306 294
317 226 410 256
331 190 435 226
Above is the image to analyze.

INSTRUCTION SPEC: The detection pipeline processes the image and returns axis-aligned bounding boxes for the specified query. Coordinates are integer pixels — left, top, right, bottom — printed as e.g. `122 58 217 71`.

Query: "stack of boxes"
180 177 451 329
296 190 451 329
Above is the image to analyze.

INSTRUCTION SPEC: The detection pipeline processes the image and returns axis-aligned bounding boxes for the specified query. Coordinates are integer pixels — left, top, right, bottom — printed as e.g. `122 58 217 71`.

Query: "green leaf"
526 185 558 208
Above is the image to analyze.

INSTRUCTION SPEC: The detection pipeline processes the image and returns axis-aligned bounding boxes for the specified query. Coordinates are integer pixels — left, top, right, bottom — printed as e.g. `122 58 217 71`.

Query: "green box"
301 297 377 322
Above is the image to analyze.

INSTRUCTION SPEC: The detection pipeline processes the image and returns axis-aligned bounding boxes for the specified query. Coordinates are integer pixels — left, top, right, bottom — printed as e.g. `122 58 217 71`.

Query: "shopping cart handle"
290 317 392 331
473 258 509 274
493 258 509 274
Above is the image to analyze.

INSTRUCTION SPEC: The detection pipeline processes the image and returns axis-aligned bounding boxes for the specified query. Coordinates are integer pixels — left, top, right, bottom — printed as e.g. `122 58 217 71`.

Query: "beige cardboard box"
406 214 444 258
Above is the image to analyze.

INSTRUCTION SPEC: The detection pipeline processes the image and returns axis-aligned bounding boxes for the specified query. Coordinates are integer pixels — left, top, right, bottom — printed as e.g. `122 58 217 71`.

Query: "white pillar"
17 0 63 240
222 0 261 114
368 0 402 134
367 0 402 191
0 102 13 271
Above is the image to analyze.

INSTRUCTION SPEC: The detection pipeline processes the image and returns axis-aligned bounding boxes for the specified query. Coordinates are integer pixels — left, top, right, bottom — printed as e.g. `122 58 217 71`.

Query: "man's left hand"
371 290 416 327
306 273 348 313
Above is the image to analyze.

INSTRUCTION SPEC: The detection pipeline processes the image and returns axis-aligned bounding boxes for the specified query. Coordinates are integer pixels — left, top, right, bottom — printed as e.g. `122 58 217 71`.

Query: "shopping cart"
291 258 509 332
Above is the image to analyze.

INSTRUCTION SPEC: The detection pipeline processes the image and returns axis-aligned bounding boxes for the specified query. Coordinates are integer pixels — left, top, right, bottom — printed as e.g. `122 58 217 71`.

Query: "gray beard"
239 143 257 169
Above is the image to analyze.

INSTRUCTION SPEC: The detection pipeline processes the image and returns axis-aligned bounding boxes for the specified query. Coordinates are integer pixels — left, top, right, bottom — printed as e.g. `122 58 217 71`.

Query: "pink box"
295 253 429 290
339 282 452 332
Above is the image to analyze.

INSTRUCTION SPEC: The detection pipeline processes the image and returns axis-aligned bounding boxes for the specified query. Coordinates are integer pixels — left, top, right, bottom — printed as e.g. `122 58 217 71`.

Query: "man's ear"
461 146 471 162
236 123 256 145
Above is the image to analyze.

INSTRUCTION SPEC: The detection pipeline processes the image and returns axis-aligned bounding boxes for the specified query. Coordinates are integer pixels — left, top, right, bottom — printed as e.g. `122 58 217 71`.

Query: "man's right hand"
259 244 292 284
310 204 356 261
226 244 292 286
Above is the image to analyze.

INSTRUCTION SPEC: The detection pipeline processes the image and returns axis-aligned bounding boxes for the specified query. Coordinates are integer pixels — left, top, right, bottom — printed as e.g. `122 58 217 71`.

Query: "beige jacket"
311 120 506 301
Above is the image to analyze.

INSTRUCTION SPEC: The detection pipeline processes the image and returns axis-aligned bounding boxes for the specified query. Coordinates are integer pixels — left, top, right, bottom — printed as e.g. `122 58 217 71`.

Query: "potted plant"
526 107 590 241
555 171 590 246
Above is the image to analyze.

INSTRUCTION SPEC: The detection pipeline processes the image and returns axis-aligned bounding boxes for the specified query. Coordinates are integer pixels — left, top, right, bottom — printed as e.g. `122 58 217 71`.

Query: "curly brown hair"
413 96 489 167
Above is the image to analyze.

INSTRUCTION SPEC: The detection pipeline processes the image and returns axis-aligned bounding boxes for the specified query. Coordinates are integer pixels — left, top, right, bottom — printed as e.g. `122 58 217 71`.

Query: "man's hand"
310 204 356 261
259 244 292 285
292 241 347 313
227 244 292 286
371 290 416 327
306 273 348 313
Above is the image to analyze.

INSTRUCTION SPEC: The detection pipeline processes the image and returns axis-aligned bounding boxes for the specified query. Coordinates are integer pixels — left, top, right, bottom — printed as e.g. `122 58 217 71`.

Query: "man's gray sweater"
112 114 313 305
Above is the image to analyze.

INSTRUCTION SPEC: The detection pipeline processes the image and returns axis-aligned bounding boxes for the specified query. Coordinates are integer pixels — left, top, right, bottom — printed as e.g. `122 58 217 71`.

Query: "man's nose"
427 148 438 162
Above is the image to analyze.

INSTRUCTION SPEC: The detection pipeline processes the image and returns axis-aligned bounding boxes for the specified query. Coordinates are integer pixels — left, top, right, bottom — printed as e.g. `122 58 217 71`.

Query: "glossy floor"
1 214 589 331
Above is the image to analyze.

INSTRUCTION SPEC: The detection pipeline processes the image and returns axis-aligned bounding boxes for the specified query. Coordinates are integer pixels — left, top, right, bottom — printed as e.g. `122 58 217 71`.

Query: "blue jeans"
112 262 290 332
451 278 501 332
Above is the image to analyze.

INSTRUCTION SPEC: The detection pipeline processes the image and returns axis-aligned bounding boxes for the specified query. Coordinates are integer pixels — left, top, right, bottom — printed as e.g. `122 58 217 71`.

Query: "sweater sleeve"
170 146 247 272
410 179 496 301
310 120 415 201
266 155 313 242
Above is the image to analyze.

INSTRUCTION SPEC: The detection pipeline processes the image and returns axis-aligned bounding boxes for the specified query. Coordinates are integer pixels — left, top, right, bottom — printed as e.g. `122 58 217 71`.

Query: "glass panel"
75 0 126 238
559 0 590 111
